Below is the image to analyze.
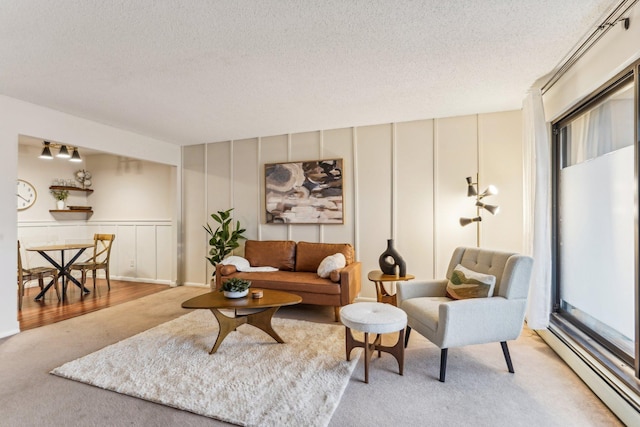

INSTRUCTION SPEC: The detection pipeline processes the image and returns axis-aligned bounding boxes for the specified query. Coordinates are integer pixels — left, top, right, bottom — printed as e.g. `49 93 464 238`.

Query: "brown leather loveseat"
216 240 361 321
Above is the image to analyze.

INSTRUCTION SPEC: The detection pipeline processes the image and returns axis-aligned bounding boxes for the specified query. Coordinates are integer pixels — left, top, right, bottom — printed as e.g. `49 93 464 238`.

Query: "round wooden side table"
367 270 415 306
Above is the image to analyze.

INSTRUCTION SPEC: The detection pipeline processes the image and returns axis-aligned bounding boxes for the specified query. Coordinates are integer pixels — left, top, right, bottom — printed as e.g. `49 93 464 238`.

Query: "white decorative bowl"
223 289 249 298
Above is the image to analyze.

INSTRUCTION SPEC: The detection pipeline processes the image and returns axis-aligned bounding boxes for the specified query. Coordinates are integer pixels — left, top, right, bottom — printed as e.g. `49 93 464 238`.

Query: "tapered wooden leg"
439 348 448 382
404 326 412 348
334 306 340 322
105 267 111 290
343 326 405 383
501 341 514 373
364 332 370 384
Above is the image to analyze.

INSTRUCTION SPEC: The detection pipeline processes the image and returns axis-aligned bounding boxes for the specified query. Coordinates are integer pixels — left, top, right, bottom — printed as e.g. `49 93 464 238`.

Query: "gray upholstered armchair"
397 247 533 382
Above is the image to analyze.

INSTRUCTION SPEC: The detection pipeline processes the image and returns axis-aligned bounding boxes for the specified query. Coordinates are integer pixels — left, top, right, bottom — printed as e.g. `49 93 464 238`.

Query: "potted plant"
220 277 251 298
51 189 69 210
204 208 247 269
204 208 247 284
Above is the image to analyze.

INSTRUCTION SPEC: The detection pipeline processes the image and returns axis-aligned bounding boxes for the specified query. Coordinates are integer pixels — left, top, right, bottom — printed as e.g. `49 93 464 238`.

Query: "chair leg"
18 282 23 311
92 269 97 290
105 267 111 290
404 326 412 348
334 306 340 322
501 341 514 373
53 276 61 301
439 348 448 382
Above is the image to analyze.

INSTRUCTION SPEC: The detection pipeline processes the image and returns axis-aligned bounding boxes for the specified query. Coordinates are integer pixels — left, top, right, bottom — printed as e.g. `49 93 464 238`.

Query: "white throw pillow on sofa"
317 253 346 278
220 256 251 272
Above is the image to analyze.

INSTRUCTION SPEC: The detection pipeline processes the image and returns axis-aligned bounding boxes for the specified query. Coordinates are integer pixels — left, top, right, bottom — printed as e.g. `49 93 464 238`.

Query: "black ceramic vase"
378 239 407 277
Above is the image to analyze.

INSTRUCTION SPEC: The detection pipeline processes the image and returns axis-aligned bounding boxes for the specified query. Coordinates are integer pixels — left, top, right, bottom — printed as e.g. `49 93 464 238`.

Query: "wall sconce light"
460 175 499 246
39 141 82 162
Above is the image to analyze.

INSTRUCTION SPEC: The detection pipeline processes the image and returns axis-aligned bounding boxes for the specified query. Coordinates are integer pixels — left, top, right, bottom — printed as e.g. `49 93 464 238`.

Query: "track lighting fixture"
38 141 82 162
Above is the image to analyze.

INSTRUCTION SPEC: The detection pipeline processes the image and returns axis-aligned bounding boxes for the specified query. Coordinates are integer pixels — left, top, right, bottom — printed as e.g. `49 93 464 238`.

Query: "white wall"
1 95 181 338
183 111 524 297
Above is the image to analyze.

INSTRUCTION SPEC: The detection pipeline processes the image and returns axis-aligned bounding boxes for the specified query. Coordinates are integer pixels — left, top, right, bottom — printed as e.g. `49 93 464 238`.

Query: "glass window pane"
561 82 634 168
557 81 635 359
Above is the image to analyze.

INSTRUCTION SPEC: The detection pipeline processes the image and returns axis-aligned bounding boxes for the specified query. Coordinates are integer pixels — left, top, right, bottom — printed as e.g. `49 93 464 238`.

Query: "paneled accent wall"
18 220 174 284
183 112 523 298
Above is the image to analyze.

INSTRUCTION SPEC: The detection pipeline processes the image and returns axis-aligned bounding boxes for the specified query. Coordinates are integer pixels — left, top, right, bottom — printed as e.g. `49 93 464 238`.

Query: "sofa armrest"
397 280 448 303
214 264 232 290
339 261 362 305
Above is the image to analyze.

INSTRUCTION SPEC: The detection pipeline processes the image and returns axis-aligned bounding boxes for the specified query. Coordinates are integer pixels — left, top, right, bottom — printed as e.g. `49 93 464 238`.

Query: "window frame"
551 62 640 381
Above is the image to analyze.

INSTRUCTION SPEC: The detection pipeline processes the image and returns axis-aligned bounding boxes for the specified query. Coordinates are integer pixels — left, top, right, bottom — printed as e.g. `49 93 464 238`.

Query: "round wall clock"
17 179 37 211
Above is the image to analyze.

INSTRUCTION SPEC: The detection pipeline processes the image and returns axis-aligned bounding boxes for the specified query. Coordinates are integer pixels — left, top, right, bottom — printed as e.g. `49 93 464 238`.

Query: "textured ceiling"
0 1 616 145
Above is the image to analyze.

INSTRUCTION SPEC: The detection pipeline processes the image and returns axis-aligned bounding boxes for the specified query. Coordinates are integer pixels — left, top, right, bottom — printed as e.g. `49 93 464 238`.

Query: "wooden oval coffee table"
181 289 302 354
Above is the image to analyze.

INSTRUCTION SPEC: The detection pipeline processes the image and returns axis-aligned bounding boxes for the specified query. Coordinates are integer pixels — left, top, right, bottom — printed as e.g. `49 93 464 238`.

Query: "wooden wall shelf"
49 209 93 219
49 185 94 193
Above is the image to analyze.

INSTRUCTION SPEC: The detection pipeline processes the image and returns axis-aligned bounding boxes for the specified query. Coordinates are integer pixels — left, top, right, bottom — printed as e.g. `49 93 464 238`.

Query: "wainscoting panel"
181 111 524 290
232 138 260 248
396 119 435 281
259 135 289 242
356 124 393 299
322 127 355 246
18 221 174 284
478 111 524 253
135 225 156 281
183 145 207 285
434 115 478 277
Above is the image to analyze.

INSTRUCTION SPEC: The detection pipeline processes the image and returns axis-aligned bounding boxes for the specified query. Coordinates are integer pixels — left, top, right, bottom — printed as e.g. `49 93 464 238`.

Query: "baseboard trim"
0 326 21 339
538 327 640 425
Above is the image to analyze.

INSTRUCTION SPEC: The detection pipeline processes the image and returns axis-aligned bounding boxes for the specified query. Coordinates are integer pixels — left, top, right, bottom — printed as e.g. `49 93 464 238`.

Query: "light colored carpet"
51 310 359 427
0 287 625 426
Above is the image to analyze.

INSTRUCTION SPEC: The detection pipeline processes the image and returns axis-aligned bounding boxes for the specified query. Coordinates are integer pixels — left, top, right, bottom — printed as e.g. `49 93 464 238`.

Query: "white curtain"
523 89 552 329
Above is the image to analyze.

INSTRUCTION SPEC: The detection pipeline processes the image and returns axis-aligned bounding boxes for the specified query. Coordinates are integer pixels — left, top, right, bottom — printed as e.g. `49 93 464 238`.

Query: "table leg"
375 281 398 306
207 306 283 354
62 248 91 299
33 248 90 301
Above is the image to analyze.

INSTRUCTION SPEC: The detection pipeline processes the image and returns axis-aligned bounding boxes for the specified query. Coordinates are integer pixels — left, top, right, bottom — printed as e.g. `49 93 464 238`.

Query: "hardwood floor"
18 278 171 331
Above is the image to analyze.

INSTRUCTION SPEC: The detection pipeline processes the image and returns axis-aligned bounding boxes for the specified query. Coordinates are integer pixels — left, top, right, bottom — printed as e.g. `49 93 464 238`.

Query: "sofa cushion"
244 240 296 271
296 242 354 272
445 264 496 300
401 296 451 333
221 271 341 295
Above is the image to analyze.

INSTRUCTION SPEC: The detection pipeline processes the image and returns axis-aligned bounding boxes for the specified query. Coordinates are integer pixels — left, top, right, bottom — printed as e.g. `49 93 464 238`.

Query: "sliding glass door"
553 72 637 369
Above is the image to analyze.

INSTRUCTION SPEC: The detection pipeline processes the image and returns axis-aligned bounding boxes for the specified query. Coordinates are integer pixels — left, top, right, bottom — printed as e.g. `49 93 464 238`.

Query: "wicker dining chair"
17 241 59 310
70 234 116 292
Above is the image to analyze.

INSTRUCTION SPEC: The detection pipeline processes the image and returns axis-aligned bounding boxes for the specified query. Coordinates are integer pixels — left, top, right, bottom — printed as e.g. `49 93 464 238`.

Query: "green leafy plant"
51 189 69 201
204 208 246 275
219 277 251 293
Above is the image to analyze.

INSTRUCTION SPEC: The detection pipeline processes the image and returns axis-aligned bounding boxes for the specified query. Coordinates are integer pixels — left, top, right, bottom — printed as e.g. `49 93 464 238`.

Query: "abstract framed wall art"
265 159 344 224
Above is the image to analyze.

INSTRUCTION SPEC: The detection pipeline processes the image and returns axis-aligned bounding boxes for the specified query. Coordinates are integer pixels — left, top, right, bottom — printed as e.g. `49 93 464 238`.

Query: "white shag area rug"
51 310 360 427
